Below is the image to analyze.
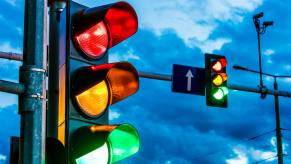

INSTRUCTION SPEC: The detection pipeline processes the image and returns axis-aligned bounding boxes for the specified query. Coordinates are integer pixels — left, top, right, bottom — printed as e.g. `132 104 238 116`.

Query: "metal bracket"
25 93 45 100
258 85 268 99
19 65 47 113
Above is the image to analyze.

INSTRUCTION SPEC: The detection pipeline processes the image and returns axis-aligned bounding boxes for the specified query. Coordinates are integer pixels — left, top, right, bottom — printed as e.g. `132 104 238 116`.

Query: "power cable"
252 155 277 164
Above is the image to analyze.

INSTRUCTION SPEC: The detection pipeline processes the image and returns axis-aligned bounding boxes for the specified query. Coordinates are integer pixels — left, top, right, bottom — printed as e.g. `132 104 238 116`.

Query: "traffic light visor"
105 2 138 47
107 124 140 163
106 62 139 104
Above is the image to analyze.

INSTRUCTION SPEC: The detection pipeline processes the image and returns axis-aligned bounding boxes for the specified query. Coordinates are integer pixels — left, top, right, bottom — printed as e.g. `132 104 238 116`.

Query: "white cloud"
264 49 275 56
250 148 276 162
264 76 273 82
5 0 17 6
109 49 140 62
109 111 121 120
0 92 18 108
226 148 248 164
284 78 291 83
16 27 22 35
0 153 7 161
227 137 285 164
284 64 291 71
75 0 263 51
196 38 232 53
0 42 22 53
267 59 273 64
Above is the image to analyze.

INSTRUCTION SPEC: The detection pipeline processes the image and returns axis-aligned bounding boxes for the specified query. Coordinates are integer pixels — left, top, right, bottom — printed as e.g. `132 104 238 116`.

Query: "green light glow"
76 142 109 164
212 87 229 100
107 124 140 163
213 89 224 100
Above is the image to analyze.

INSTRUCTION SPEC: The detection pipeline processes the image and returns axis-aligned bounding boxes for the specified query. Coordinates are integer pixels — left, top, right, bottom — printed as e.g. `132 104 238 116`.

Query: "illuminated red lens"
211 61 222 72
105 2 138 47
76 21 109 59
211 58 227 72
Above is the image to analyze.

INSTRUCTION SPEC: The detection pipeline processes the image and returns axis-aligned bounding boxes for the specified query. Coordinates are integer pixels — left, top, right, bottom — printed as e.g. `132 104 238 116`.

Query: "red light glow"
211 58 227 72
76 21 109 59
211 61 222 72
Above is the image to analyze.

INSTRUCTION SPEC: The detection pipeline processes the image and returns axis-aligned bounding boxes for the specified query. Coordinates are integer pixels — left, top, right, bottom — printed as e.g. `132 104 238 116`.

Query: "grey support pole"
19 0 47 163
274 78 283 164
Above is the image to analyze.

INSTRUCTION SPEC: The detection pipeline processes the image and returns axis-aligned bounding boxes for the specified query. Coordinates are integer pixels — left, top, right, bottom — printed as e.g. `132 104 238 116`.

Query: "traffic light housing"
205 53 228 108
58 1 140 163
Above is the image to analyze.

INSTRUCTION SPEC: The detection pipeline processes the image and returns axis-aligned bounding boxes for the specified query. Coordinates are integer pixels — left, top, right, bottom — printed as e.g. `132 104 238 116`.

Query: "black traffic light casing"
58 1 140 163
205 53 228 108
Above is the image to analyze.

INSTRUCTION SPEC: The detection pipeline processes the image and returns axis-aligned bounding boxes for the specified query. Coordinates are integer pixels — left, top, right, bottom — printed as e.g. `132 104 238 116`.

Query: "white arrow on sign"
186 70 194 91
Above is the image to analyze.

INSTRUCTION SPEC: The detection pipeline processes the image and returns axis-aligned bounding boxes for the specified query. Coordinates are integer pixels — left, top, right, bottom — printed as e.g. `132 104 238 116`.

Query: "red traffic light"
73 2 138 59
211 58 227 72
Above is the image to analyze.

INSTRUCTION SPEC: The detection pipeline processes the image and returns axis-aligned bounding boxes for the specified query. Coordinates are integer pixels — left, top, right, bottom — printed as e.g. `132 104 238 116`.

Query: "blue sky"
0 0 291 164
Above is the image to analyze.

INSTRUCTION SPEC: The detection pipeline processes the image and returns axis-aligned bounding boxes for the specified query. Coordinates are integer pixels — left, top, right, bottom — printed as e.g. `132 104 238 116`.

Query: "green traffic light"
73 124 140 164
212 87 229 100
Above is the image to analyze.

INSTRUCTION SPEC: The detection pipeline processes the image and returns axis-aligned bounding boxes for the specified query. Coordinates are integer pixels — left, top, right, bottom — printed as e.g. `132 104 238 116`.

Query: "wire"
247 129 275 141
252 155 277 164
282 128 291 131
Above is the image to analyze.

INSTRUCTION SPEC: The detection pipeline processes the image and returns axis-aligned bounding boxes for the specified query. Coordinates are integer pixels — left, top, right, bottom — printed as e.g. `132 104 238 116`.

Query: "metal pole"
47 0 65 139
257 31 264 88
0 80 25 94
274 78 283 164
0 51 23 61
19 0 47 163
138 71 172 81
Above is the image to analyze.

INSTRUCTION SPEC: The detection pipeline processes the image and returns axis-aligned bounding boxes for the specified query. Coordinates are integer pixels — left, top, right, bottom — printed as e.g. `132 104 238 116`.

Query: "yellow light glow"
212 75 223 86
76 80 109 117
212 73 227 86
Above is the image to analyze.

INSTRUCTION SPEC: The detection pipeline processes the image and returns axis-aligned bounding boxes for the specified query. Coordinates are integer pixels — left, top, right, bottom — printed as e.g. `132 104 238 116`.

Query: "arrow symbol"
186 70 194 91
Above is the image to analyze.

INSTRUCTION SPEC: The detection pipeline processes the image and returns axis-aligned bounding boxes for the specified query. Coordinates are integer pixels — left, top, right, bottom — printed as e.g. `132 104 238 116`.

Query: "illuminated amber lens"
106 67 138 104
76 80 109 117
212 73 227 86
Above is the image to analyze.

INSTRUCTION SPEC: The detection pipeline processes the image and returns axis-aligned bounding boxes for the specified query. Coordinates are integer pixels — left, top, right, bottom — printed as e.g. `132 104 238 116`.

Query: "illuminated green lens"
212 87 229 100
76 142 109 164
213 88 224 100
108 124 140 163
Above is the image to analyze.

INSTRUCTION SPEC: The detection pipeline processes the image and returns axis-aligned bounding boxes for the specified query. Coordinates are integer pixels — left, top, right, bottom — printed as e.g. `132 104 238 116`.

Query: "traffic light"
205 53 228 108
58 1 140 163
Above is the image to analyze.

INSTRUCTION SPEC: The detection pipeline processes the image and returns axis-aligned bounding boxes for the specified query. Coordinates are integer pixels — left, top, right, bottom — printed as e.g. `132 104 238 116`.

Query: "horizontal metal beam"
0 80 25 94
138 71 291 98
138 71 172 81
229 84 291 98
0 51 23 61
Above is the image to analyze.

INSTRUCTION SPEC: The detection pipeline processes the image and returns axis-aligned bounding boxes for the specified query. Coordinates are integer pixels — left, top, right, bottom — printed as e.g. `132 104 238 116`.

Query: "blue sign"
172 64 205 95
